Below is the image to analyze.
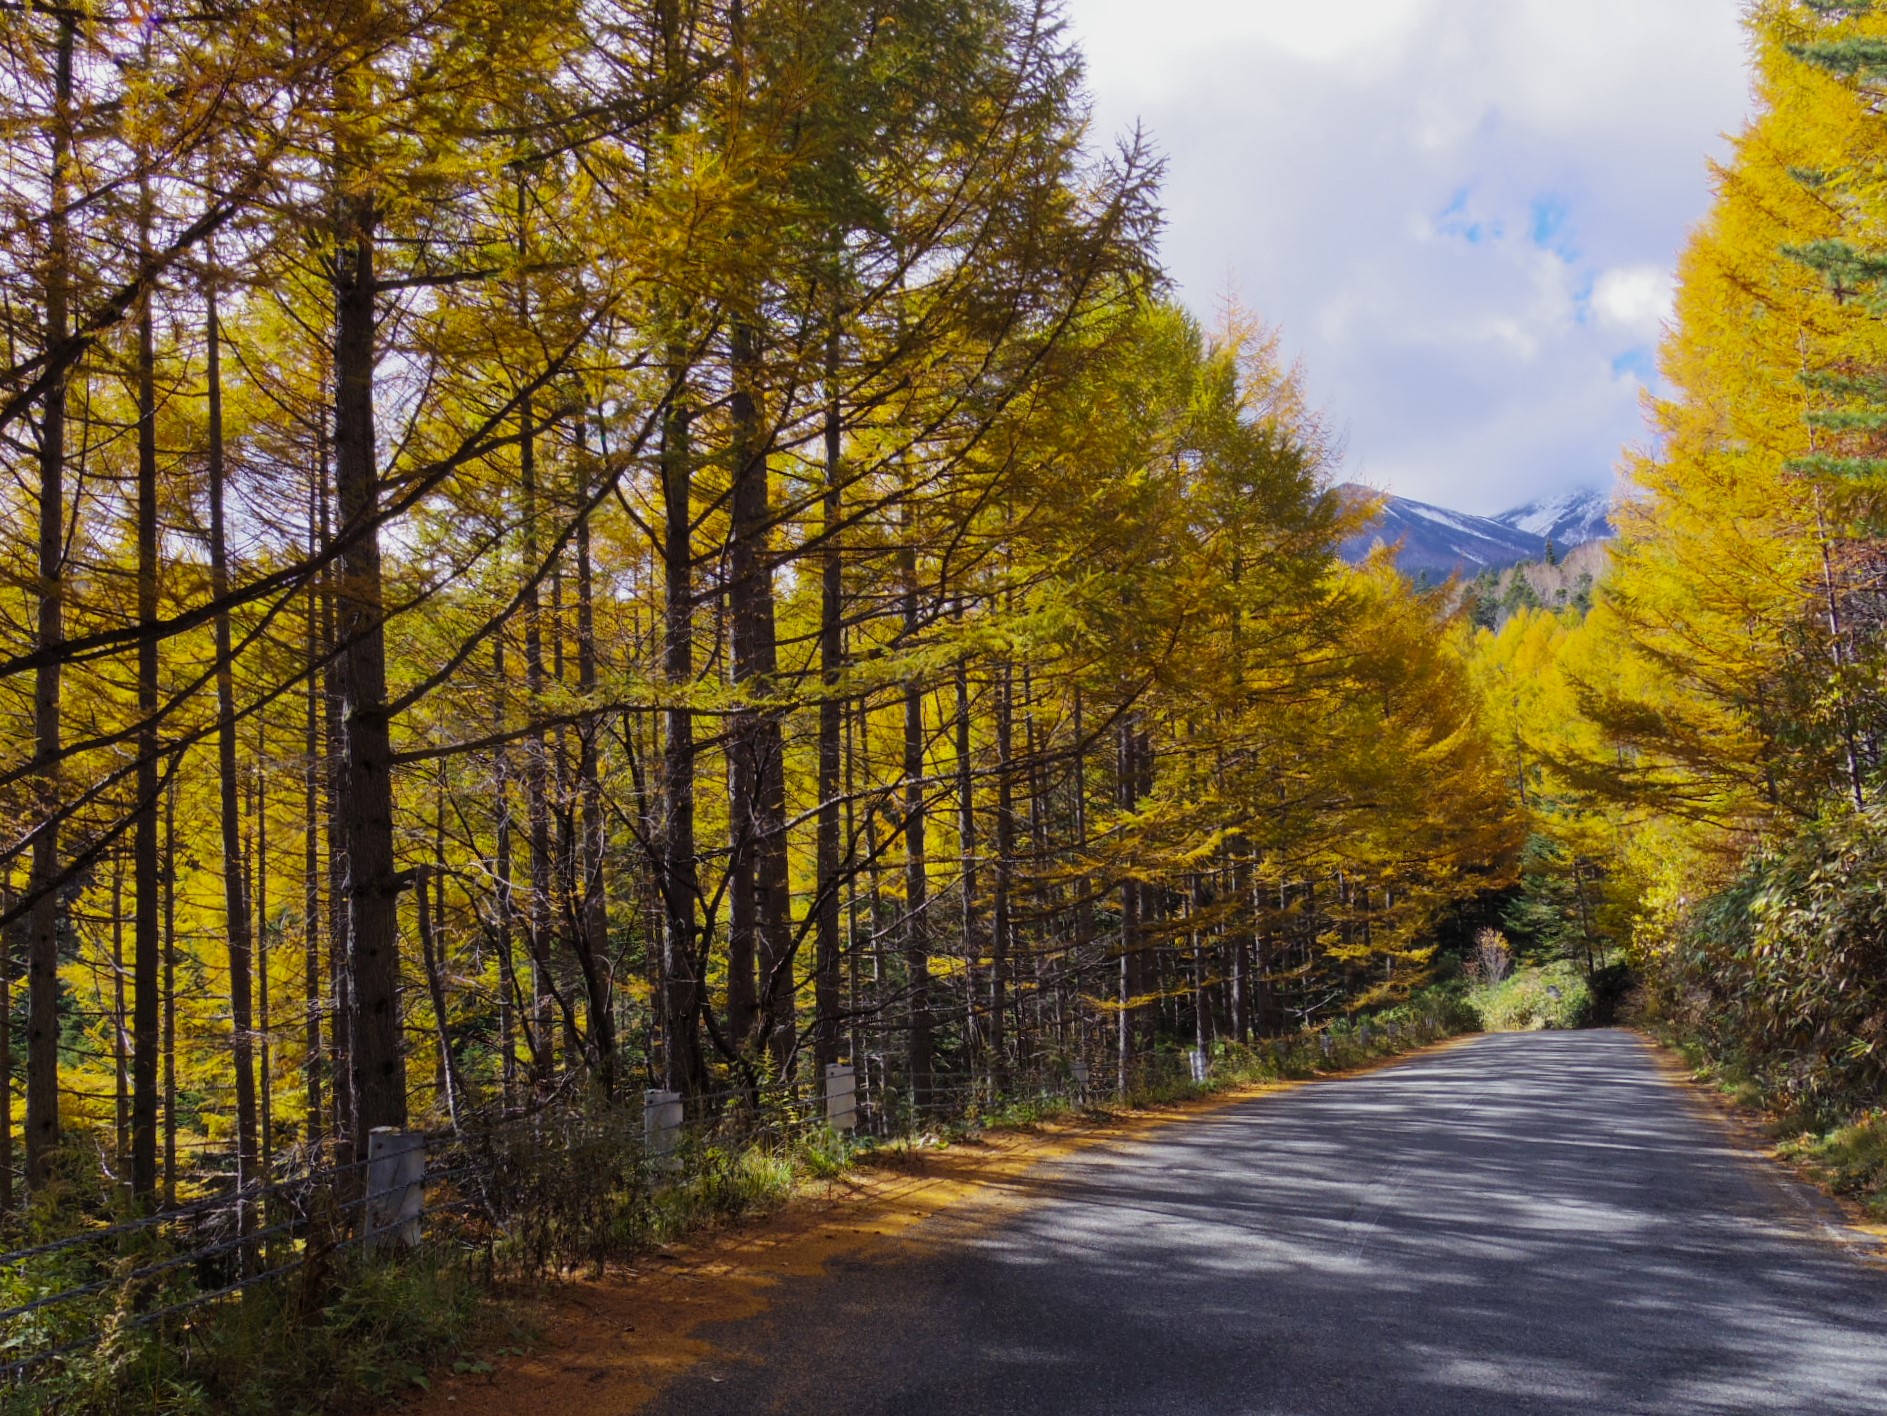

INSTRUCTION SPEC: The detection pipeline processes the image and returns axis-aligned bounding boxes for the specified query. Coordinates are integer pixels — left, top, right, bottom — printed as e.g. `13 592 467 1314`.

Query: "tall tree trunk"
162 780 178 1207
207 277 261 1209
519 392 555 1087
900 513 933 1114
1070 690 1094 1063
991 661 1014 1090
0 893 12 1213
111 866 127 1171
728 316 792 1074
26 9 74 1194
953 618 978 1081
332 184 407 1144
130 166 162 1205
303 456 325 1139
255 737 273 1170
573 439 616 1097
814 340 844 1075
1116 716 1141 1096
322 454 353 1152
658 368 707 1094
416 855 459 1127
492 635 523 1102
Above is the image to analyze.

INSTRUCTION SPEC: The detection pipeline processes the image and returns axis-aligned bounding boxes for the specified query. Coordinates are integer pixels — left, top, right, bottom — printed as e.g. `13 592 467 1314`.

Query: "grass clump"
1778 1112 1887 1218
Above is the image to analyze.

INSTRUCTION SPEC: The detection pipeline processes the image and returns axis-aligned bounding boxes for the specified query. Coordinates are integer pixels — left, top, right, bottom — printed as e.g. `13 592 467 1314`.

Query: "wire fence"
0 1005 1464 1387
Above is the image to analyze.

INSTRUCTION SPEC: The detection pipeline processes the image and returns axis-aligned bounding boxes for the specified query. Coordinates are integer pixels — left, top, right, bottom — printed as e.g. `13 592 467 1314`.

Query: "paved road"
646 1031 1887 1414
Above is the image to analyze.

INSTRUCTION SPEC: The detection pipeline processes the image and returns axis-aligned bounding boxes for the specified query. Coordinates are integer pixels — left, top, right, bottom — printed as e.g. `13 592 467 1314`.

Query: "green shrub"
1652 799 1887 1123
1778 1111 1887 1217
1467 962 1592 1031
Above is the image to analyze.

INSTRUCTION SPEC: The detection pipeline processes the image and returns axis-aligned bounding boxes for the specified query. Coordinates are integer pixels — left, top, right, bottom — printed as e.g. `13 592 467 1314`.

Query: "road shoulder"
401 1037 1478 1416
1635 1029 1887 1265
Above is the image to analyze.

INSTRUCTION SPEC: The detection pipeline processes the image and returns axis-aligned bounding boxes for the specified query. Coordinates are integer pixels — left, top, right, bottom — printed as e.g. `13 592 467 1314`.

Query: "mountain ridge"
1336 484 1612 577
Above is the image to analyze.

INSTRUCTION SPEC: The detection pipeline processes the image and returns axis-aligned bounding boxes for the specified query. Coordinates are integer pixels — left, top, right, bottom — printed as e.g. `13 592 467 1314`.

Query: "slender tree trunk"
130 166 162 1205
26 10 75 1194
322 456 353 1152
519 392 556 1087
0 895 12 1213
814 343 845 1075
991 661 1015 1090
573 442 616 1098
255 742 273 1171
207 277 261 1210
1116 716 1141 1096
162 781 177 1207
658 368 707 1094
111 865 127 1170
900 514 933 1114
303 458 325 1140
332 184 407 1144
953 631 978 1081
492 635 524 1103
728 317 794 1075
416 858 459 1127
1071 690 1094 1061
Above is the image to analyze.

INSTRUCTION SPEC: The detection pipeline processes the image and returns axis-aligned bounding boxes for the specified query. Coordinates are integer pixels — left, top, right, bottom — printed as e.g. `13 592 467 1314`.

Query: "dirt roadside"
395 1039 1477 1416
1638 1031 1887 1262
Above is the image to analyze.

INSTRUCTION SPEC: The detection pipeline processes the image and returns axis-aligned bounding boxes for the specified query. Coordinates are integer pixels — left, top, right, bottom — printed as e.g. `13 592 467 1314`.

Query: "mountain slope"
1491 489 1613 549
1337 485 1545 576
1337 484 1613 577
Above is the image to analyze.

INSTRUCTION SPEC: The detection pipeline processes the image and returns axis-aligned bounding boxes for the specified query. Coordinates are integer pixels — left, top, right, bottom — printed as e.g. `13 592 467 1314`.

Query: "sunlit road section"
645 1032 1887 1415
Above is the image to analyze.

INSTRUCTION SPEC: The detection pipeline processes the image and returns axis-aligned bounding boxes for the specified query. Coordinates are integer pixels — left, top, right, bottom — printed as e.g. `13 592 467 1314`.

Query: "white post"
1071 1058 1090 1103
643 1088 683 1165
824 1063 857 1133
1187 1048 1209 1084
365 1128 426 1249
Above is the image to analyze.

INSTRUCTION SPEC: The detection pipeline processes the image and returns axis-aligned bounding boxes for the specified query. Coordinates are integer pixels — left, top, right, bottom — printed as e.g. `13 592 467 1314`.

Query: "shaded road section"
644 1031 1887 1415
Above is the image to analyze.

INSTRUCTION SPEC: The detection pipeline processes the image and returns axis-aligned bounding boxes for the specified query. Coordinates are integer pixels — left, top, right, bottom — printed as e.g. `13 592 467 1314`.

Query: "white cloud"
1590 266 1677 339
1063 0 1752 512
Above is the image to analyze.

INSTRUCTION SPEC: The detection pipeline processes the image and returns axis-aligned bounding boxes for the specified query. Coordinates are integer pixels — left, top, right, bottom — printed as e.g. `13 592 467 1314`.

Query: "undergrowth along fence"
0 999 1469 1391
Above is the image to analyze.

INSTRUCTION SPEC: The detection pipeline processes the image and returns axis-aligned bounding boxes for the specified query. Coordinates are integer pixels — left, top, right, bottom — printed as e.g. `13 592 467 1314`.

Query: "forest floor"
396 1041 1471 1416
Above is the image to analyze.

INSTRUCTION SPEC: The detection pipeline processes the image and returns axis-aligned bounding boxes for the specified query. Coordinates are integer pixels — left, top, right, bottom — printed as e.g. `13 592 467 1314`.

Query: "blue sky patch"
1612 348 1657 383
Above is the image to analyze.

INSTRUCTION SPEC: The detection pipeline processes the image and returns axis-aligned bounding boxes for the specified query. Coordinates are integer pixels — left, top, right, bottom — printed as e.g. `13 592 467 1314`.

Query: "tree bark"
25 10 74 1194
207 277 261 1207
900 512 933 1114
728 316 793 1075
573 439 616 1097
130 165 161 1205
658 369 708 1094
814 338 845 1075
332 185 407 1145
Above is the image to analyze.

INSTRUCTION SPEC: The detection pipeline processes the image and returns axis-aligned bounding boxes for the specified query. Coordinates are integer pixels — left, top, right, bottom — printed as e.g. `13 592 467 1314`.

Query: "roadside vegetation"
1454 2 1887 1218
4 999 1471 1416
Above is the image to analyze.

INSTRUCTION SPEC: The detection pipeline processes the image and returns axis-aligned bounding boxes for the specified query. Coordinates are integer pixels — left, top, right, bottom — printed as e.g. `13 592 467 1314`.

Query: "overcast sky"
1062 0 1755 514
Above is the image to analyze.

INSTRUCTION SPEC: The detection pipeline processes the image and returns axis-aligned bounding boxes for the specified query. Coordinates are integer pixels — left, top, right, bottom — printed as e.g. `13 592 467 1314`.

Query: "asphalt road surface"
645 1031 1887 1415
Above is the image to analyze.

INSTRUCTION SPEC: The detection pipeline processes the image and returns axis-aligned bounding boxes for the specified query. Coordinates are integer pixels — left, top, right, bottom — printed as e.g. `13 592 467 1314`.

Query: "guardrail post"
1187 1048 1209 1083
1071 1058 1089 1104
824 1063 857 1132
365 1128 425 1249
644 1088 683 1166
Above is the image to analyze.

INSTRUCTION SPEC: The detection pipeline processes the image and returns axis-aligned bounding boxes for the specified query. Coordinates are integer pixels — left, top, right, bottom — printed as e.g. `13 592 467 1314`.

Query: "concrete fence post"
824 1064 857 1133
1187 1048 1209 1084
365 1128 426 1250
1071 1058 1090 1104
644 1089 684 1166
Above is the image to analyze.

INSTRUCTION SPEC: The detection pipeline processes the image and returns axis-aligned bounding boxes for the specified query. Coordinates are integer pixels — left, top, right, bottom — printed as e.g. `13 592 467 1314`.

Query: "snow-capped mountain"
1490 489 1613 550
1335 484 1614 578
1336 485 1545 576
